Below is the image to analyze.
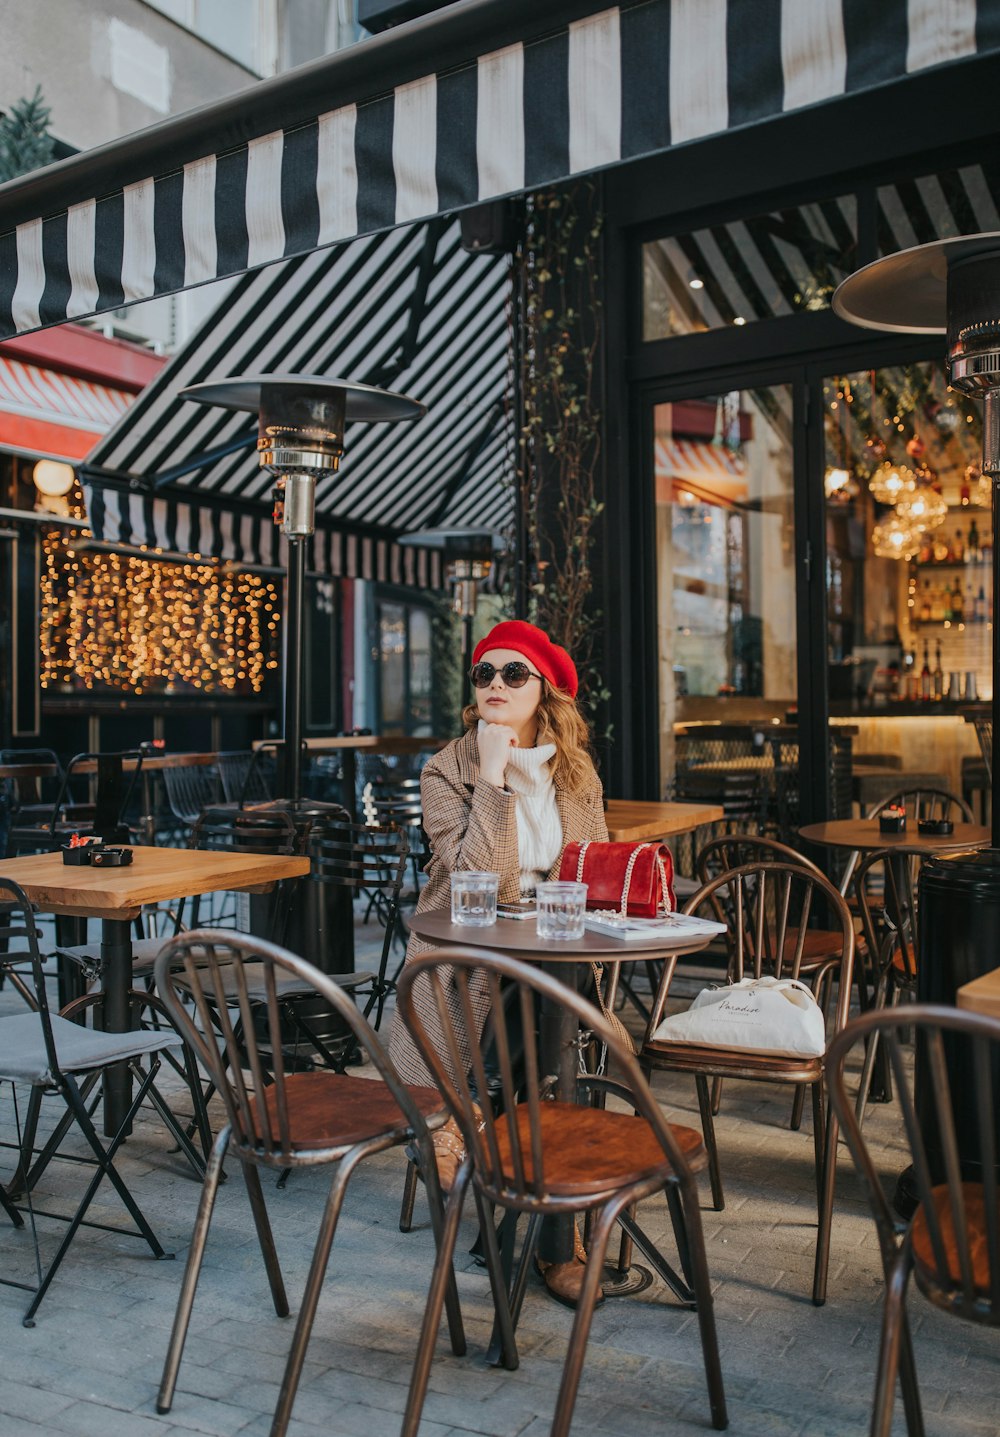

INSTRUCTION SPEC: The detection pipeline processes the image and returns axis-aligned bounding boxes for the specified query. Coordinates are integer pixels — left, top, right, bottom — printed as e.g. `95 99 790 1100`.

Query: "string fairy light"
39 530 281 695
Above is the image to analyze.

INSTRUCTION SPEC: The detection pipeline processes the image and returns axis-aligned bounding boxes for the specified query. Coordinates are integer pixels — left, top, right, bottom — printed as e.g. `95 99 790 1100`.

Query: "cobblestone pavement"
0 913 996 1437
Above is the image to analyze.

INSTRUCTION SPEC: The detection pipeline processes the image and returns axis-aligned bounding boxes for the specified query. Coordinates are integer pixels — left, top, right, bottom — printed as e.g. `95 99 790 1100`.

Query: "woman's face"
474 647 544 738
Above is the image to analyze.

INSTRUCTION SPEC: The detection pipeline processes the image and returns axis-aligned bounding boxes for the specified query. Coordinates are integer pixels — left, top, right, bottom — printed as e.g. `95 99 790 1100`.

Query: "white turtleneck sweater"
479 720 562 895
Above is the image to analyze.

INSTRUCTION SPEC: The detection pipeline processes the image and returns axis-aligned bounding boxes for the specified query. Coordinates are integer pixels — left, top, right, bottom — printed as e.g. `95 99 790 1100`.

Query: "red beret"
473 620 578 698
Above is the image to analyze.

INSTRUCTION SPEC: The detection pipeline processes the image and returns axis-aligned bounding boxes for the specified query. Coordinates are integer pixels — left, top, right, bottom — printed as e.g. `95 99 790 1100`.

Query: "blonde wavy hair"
463 678 598 796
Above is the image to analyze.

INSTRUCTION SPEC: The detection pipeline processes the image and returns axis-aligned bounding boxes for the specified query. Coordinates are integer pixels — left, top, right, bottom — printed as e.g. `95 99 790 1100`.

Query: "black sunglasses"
469 660 544 689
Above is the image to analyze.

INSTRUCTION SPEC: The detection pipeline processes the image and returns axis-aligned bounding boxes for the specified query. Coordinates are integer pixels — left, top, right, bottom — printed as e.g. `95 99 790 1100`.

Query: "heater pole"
283 535 306 804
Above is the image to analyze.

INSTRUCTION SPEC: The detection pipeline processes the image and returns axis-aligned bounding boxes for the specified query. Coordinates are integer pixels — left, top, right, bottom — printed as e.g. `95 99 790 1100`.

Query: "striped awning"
654 437 748 507
79 217 512 584
0 355 135 460
0 0 996 340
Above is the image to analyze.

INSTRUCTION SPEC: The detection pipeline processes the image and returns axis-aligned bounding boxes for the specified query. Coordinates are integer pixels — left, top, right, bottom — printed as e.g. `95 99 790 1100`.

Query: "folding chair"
0 878 182 1325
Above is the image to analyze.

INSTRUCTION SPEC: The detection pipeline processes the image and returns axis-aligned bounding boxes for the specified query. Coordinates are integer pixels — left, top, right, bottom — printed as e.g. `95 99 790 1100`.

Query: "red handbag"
558 840 676 918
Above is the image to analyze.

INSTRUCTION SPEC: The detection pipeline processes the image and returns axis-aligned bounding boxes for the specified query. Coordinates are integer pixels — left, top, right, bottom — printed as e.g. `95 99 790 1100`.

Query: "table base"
601 1262 654 1297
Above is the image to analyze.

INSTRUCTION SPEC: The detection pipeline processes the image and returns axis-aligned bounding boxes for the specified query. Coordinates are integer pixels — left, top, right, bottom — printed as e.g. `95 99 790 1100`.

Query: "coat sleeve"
420 761 520 886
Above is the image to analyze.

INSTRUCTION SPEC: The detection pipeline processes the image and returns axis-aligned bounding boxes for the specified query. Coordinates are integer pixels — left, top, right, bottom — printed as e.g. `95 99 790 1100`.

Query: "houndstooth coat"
388 725 608 1086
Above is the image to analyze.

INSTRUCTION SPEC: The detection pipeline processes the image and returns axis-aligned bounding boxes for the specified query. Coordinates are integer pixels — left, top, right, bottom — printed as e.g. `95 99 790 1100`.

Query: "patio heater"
398 527 507 679
181 375 424 803
834 235 1000 1188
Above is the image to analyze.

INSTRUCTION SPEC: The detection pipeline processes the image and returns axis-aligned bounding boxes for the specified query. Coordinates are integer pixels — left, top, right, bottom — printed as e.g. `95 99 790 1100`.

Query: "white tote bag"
651 976 826 1059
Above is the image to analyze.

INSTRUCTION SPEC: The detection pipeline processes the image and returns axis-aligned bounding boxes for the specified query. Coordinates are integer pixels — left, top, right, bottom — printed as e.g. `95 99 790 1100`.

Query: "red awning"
0 355 136 461
654 437 749 508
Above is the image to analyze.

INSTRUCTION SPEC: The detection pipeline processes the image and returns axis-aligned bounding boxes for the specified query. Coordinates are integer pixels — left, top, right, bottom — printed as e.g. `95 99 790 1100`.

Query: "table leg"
342 749 358 821
100 917 134 1137
537 962 578 1266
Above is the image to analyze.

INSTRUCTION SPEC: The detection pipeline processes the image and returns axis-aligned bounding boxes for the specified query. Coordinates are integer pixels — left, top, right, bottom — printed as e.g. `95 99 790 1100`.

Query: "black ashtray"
61 838 104 865
89 846 134 867
879 807 907 835
917 818 954 837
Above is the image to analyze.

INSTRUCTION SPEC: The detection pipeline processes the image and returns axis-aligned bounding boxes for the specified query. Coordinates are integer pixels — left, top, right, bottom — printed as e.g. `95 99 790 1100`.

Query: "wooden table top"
253 736 446 754
72 752 218 774
603 799 725 841
799 818 990 854
409 909 714 960
0 763 57 780
0 846 310 921
957 967 1000 1020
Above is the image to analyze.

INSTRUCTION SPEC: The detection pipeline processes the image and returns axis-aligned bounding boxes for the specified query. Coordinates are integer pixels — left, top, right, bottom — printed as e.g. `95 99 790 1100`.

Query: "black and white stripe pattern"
0 0 993 339
80 217 512 580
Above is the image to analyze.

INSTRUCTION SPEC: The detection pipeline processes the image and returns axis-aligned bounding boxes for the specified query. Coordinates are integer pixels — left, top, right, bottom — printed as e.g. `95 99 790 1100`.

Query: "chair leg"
477 1193 520 1371
710 1076 723 1117
896 1305 925 1437
696 1075 725 1210
675 1178 729 1431
157 1126 231 1414
812 1100 839 1307
399 1158 418 1233
401 1159 470 1437
811 1079 826 1219
270 1149 363 1437
242 1163 290 1317
551 1197 625 1437
871 1251 919 1437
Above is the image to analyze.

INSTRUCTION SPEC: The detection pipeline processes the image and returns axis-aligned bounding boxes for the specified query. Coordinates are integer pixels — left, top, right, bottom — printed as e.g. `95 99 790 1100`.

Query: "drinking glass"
536 881 588 940
450 871 500 926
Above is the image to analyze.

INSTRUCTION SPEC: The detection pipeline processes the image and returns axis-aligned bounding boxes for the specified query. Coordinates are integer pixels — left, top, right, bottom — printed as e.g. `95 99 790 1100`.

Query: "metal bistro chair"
0 879 182 1325
640 860 856 1306
827 1005 1000 1437
162 760 225 836
153 931 464 1437
396 947 728 1437
868 787 974 824
7 749 145 854
850 846 927 1124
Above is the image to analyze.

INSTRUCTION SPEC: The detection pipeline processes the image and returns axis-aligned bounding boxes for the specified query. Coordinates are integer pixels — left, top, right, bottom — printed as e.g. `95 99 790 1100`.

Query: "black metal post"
993 470 1000 848
284 536 306 804
462 612 475 692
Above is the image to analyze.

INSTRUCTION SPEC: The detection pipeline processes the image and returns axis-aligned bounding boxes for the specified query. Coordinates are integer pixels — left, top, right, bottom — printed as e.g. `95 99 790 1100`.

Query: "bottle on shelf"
967 518 980 563
931 583 945 622
979 584 988 624
969 582 979 623
951 577 964 622
932 641 944 700
920 579 932 621
920 641 932 700
953 528 965 562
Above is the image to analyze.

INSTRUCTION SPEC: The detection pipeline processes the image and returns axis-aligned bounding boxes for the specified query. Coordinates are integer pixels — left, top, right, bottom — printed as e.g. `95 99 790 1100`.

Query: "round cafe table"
408 910 714 1295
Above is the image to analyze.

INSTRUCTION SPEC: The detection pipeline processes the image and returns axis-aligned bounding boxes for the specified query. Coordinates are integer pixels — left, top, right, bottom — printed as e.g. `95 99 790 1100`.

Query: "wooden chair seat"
785 927 866 966
912 1183 999 1297
644 1039 823 1086
253 1072 444 1151
493 1100 707 1196
890 940 917 978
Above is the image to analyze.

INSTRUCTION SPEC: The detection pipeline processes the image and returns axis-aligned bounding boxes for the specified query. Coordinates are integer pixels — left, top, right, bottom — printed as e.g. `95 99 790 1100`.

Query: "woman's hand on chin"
478 721 519 787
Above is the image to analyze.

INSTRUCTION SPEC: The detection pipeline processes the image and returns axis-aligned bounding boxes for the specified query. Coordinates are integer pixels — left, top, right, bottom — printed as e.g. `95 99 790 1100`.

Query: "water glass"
536 881 588 941
450 871 500 927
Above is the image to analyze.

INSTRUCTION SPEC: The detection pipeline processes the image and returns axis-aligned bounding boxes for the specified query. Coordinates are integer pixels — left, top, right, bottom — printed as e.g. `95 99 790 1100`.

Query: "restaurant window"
823 360 991 799
373 593 434 737
642 195 857 340
654 386 797 785
877 161 1000 252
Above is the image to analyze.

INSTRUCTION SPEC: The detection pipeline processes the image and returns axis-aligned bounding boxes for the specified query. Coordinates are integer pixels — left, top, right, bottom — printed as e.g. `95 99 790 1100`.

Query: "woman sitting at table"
388 621 608 1290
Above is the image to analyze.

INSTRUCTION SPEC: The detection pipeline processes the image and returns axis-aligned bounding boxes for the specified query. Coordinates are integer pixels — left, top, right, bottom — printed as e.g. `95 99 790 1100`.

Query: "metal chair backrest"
0 748 66 809
868 786 974 823
155 930 428 1165
396 945 700 1210
52 749 145 839
0 878 62 1071
973 716 993 780
307 811 408 894
677 859 855 1001
851 845 925 985
163 762 224 826
217 751 271 807
827 1005 1000 1324
189 807 299 856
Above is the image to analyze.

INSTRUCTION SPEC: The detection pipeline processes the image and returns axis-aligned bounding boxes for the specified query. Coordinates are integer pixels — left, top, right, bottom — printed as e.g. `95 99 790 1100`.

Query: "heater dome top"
180 374 425 423
833 231 1000 335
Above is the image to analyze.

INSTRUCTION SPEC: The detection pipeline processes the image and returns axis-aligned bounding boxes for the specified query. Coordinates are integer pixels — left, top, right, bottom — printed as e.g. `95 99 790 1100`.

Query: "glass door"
822 360 990 806
653 384 798 796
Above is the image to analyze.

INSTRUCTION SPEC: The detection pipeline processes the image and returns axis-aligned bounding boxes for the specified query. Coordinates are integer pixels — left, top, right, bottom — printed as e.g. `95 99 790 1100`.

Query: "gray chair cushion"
0 1012 181 1085
177 961 376 1002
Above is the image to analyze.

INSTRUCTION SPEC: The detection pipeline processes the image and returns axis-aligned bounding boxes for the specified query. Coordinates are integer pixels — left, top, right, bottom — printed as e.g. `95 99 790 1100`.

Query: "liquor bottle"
953 528 965 562
969 582 979 623
931 583 944 621
933 642 944 699
967 518 980 563
951 578 964 621
942 582 954 622
978 584 987 623
920 641 932 700
920 579 932 621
